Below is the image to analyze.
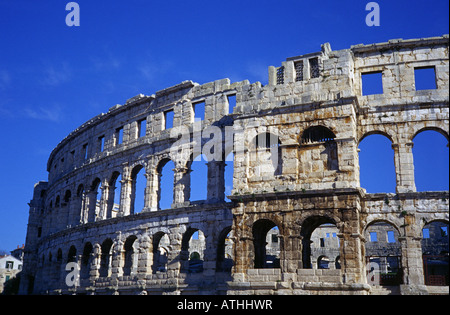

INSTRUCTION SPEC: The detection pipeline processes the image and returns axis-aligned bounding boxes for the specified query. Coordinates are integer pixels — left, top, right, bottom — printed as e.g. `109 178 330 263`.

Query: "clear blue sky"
0 0 448 253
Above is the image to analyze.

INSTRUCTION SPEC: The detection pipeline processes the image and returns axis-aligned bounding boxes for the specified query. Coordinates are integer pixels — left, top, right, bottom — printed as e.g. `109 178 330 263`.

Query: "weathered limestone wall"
20 35 449 295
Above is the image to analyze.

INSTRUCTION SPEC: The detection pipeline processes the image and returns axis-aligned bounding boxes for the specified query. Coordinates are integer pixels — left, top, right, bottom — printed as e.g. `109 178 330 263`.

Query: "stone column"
143 169 158 212
98 180 110 220
392 141 416 193
207 161 225 202
399 213 427 293
118 176 132 216
173 166 189 208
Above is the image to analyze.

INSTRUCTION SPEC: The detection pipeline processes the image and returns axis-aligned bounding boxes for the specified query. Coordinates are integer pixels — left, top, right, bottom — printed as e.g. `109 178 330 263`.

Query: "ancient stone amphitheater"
20 35 449 295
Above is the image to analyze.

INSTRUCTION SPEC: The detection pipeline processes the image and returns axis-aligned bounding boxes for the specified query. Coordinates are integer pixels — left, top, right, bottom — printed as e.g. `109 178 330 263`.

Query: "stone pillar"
137 235 152 278
173 166 189 208
392 141 416 193
399 213 427 293
118 177 132 216
86 190 98 222
143 170 158 212
207 161 225 202
338 205 366 284
98 180 109 220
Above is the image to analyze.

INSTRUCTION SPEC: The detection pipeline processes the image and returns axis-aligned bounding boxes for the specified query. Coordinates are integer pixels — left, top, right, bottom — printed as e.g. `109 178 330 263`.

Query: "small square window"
422 228 430 239
414 67 437 90
362 71 383 95
370 232 378 242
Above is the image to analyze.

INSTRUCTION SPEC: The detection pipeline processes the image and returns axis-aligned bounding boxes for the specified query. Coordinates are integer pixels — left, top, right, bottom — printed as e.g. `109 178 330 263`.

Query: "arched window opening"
67 245 77 263
301 217 337 269
299 126 338 174
253 220 280 269
122 235 137 276
224 152 234 202
365 221 402 285
81 242 93 280
422 221 449 286
181 228 205 273
108 172 122 219
301 126 336 144
189 154 208 202
358 134 396 193
99 239 113 278
131 165 146 214
251 133 282 176
152 232 170 273
63 190 71 204
413 130 449 192
216 227 233 272
309 223 340 269
158 159 175 210
89 178 102 222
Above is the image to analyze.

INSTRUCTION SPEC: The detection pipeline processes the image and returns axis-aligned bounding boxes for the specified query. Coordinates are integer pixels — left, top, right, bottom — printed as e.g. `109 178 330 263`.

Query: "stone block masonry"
19 35 449 295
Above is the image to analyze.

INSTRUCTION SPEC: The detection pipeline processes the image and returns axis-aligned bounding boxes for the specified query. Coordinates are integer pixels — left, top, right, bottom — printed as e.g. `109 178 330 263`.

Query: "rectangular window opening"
414 66 437 90
387 231 396 243
370 232 378 242
83 143 89 160
115 127 124 146
99 136 105 152
362 71 383 95
138 119 147 138
422 228 430 239
276 66 285 85
193 101 205 122
227 94 236 114
164 110 174 130
295 60 304 81
309 57 320 79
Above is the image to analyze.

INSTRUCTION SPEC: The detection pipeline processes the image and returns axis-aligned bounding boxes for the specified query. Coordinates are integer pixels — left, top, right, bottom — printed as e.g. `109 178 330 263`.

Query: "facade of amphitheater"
19 35 449 295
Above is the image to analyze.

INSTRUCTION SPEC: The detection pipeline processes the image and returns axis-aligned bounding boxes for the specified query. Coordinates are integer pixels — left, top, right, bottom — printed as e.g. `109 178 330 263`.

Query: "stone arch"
300 215 338 269
299 125 339 174
410 124 449 143
88 177 101 222
250 131 282 176
187 153 209 202
364 220 403 284
130 164 146 214
216 226 233 272
157 158 175 210
80 242 93 280
180 227 206 273
300 125 336 144
67 245 77 263
152 231 170 273
358 132 396 193
99 238 114 278
252 219 281 269
122 235 138 276
107 170 122 218
412 129 449 192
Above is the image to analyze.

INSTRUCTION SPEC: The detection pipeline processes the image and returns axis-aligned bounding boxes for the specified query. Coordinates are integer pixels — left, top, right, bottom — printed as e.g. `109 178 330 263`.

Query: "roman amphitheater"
20 35 449 295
